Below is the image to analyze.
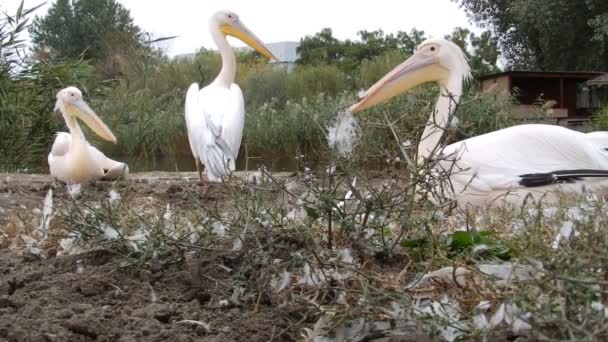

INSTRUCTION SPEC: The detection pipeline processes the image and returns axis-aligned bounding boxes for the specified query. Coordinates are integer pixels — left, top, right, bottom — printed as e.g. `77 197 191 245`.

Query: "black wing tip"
519 169 608 188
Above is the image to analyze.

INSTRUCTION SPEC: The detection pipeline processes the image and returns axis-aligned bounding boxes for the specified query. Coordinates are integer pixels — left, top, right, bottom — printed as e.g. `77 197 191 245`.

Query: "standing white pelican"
185 11 277 185
48 87 129 184
348 38 608 208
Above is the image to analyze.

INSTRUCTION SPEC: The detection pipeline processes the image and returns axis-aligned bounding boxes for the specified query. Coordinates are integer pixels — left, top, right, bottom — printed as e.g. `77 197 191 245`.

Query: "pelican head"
54 86 117 143
211 10 278 62
349 38 471 113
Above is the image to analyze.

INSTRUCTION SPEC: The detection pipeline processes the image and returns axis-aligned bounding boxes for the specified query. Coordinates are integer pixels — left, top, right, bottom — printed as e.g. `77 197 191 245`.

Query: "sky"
4 0 482 57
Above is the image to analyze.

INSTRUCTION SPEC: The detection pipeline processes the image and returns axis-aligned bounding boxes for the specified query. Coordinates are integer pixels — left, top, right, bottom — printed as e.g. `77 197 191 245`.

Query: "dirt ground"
0 172 530 342
0 172 309 342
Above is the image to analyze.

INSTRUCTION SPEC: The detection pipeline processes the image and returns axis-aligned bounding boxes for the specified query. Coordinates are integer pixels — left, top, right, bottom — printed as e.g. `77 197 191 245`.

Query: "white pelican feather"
349 38 608 208
48 87 128 184
185 11 277 184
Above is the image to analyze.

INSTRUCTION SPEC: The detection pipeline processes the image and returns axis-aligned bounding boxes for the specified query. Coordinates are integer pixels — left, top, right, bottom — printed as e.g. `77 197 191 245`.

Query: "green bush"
592 105 608 130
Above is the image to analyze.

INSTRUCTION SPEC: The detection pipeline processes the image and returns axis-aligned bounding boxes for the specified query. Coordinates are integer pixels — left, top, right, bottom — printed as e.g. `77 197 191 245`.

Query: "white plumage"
435 124 608 207
349 38 608 208
184 10 276 184
49 132 129 183
185 83 244 182
48 87 128 184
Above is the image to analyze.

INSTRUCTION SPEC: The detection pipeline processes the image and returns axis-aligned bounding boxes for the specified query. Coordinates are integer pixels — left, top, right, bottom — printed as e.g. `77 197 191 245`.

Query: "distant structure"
479 71 607 129
174 41 300 71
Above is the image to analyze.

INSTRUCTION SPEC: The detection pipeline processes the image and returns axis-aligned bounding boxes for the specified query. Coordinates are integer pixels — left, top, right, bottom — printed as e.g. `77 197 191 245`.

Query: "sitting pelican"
185 10 277 185
48 87 129 184
348 38 608 208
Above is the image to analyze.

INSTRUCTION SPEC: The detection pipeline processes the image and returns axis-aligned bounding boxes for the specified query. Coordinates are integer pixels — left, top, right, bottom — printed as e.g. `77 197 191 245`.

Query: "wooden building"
479 71 606 129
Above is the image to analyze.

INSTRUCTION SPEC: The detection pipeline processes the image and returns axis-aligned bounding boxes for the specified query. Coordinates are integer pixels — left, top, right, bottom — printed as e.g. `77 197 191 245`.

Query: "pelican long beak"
71 99 117 143
220 21 278 62
349 52 444 114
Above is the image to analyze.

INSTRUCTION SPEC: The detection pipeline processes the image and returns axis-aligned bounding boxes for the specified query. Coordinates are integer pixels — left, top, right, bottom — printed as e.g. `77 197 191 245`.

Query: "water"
120 152 302 173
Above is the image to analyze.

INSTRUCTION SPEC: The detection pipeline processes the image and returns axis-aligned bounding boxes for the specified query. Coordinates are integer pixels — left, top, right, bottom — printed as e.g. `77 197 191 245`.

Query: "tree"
296 28 426 74
445 27 500 77
296 28 348 66
453 0 608 71
29 0 142 61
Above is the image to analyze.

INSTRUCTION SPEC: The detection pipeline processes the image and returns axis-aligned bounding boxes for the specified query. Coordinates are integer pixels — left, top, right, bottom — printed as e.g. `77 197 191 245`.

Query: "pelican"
48 87 129 184
185 11 277 185
348 38 608 208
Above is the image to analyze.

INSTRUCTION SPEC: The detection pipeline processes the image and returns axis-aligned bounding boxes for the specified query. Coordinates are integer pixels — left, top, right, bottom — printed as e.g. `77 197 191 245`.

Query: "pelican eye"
430 46 436 52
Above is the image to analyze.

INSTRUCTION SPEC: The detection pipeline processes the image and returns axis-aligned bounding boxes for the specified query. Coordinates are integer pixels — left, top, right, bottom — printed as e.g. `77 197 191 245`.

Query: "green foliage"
1 3 96 171
297 27 500 80
454 0 608 71
451 89 516 142
1 59 96 171
402 229 511 260
0 1 44 77
592 105 608 130
296 28 426 75
29 0 142 67
445 27 500 77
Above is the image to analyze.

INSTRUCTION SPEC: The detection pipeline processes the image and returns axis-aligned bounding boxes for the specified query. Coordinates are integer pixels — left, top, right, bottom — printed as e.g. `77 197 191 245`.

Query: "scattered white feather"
504 303 532 334
270 271 292 292
551 221 574 250
163 203 172 221
476 301 492 312
127 227 147 252
67 184 82 198
591 302 608 318
407 266 470 289
473 313 490 330
326 111 360 158
232 237 243 251
416 296 463 342
338 248 354 264
59 234 83 256
38 189 53 234
101 224 120 240
298 263 328 288
108 190 121 204
337 177 357 209
212 221 227 237
174 320 210 332
489 303 506 328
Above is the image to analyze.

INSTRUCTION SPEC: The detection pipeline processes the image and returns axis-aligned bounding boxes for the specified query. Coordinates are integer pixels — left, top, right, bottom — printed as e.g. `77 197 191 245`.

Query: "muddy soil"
0 172 526 342
0 172 310 342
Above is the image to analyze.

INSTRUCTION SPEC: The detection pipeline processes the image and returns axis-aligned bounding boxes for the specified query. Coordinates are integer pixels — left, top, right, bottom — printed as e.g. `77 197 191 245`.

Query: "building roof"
479 70 605 81
587 74 608 87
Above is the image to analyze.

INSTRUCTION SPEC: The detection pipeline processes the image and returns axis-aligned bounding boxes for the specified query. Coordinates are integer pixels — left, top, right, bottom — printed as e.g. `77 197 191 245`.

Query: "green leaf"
16 1 24 20
303 205 319 221
23 2 46 17
401 237 430 248
449 231 475 249
149 36 178 44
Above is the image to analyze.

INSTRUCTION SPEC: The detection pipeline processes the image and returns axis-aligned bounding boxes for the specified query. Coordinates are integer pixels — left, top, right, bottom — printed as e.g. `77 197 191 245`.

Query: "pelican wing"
439 124 608 192
87 145 129 180
48 132 128 182
186 83 243 183
50 132 71 157
185 83 202 160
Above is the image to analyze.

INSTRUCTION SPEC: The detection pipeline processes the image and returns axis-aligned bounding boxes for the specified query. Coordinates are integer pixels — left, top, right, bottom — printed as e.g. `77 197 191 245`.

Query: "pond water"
120 152 304 173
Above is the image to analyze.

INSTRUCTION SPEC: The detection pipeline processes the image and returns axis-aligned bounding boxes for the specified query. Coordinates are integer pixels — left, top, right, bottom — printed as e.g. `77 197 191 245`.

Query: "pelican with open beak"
347 38 608 209
185 10 278 185
48 86 129 184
